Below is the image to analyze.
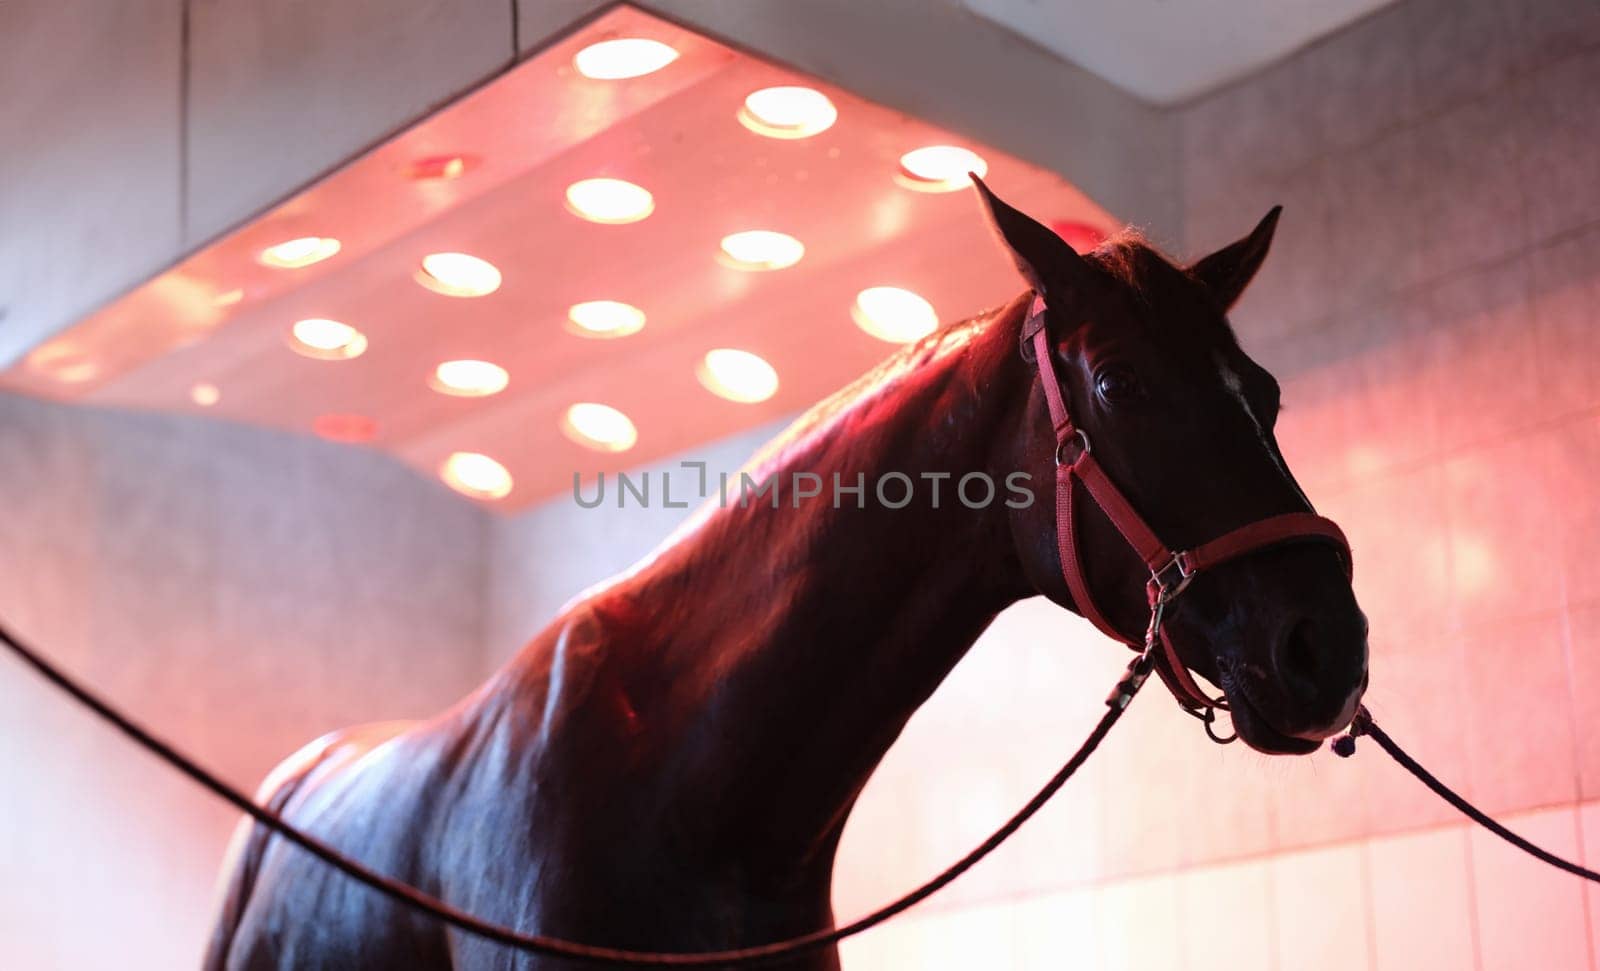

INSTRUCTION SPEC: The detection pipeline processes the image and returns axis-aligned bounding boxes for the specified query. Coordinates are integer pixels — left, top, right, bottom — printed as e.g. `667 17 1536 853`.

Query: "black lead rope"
0 618 1154 967
7 613 1596 968
1333 706 1599 883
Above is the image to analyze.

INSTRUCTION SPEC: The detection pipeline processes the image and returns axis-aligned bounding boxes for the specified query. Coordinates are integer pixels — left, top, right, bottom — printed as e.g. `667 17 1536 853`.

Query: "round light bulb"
416 252 502 297
897 146 988 192
26 343 99 384
738 86 838 139
697 349 779 403
561 402 638 453
717 230 805 271
258 236 341 269
440 451 514 500
429 360 510 397
289 318 368 360
852 287 939 343
574 38 679 80
565 178 654 224
566 300 646 339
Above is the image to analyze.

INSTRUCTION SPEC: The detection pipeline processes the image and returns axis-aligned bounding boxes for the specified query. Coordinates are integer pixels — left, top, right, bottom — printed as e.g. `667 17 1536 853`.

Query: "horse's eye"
1095 366 1143 403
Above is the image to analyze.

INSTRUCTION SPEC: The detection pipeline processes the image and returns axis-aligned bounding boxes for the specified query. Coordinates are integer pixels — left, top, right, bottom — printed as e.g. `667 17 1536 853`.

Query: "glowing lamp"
25 342 99 384
288 318 368 360
717 230 805 271
897 146 988 192
566 300 646 339
562 402 638 453
440 451 514 500
565 178 654 224
738 86 838 139
852 287 938 344
416 252 503 297
574 38 679 80
429 360 509 398
258 236 341 269
697 349 779 404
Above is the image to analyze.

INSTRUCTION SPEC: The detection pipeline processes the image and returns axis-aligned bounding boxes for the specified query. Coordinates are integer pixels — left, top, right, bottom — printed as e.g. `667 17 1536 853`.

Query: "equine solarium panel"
0 3 1115 510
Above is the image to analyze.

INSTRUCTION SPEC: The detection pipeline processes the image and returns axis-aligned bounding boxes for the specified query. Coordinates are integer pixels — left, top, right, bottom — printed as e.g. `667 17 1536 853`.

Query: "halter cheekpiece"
1024 293 1353 741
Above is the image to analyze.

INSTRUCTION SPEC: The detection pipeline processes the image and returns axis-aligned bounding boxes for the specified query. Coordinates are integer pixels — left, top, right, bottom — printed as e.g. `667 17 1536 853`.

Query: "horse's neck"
635 298 1035 869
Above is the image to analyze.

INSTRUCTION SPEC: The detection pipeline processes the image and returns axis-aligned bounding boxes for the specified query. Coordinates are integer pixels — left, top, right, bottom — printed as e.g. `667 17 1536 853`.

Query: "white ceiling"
963 0 1401 104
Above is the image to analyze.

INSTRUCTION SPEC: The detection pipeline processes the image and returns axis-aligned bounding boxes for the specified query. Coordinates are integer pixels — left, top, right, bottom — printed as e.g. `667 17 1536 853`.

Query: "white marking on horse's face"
1216 354 1313 510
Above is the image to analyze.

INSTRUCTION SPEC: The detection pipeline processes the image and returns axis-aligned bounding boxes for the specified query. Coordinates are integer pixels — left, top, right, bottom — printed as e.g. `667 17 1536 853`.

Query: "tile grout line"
178 0 192 245
1582 808 1598 971
1255 208 1600 372
508 0 520 64
1179 31 1600 212
1293 396 1600 509
902 796 1600 924
1265 852 1282 971
1358 840 1379 971
1559 583 1589 808
1460 824 1485 971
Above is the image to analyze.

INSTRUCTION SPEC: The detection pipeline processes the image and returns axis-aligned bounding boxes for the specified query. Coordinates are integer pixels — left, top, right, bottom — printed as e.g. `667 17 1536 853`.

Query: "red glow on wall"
1051 219 1106 253
404 154 477 181
312 413 379 444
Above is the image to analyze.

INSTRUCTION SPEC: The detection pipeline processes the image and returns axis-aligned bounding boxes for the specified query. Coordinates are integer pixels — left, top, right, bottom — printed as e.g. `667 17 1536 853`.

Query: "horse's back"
200 607 628 971
202 601 836 970
203 720 420 971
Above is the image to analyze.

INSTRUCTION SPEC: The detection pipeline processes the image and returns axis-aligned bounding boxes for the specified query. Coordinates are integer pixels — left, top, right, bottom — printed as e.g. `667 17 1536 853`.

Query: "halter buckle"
1149 553 1195 605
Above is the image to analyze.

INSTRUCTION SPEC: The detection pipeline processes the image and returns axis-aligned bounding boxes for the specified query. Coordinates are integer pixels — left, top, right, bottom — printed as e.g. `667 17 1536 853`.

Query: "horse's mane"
740 297 1022 482
745 230 1213 479
583 297 1026 604
604 229 1225 604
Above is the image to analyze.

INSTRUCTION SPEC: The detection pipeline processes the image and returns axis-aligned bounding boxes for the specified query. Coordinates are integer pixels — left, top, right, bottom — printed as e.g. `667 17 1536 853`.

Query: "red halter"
1024 295 1353 727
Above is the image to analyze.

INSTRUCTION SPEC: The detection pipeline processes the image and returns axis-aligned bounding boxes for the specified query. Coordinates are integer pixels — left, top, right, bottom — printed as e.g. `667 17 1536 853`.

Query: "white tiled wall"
0 395 489 969
0 0 184 370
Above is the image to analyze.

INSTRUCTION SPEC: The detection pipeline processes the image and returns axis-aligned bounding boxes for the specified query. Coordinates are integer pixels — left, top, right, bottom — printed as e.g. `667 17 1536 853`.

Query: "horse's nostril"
1278 617 1321 697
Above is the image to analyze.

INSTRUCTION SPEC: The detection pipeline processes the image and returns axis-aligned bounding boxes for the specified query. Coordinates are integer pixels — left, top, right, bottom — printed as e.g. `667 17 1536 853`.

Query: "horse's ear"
1188 206 1281 312
970 174 1091 300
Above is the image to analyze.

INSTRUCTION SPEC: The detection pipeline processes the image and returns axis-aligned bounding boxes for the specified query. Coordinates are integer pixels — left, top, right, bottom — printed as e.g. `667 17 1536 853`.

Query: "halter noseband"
1024 294 1353 739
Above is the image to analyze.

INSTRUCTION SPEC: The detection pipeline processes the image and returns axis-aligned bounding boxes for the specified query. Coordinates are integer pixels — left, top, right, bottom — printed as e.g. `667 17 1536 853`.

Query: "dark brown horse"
205 183 1368 970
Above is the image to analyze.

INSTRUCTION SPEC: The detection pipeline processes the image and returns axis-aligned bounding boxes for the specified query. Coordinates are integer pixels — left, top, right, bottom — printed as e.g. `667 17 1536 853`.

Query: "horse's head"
976 180 1367 755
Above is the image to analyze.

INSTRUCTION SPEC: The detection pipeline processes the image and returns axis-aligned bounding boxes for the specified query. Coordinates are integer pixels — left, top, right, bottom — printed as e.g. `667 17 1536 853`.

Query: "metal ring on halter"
1203 708 1238 744
1182 704 1239 744
1054 428 1091 467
